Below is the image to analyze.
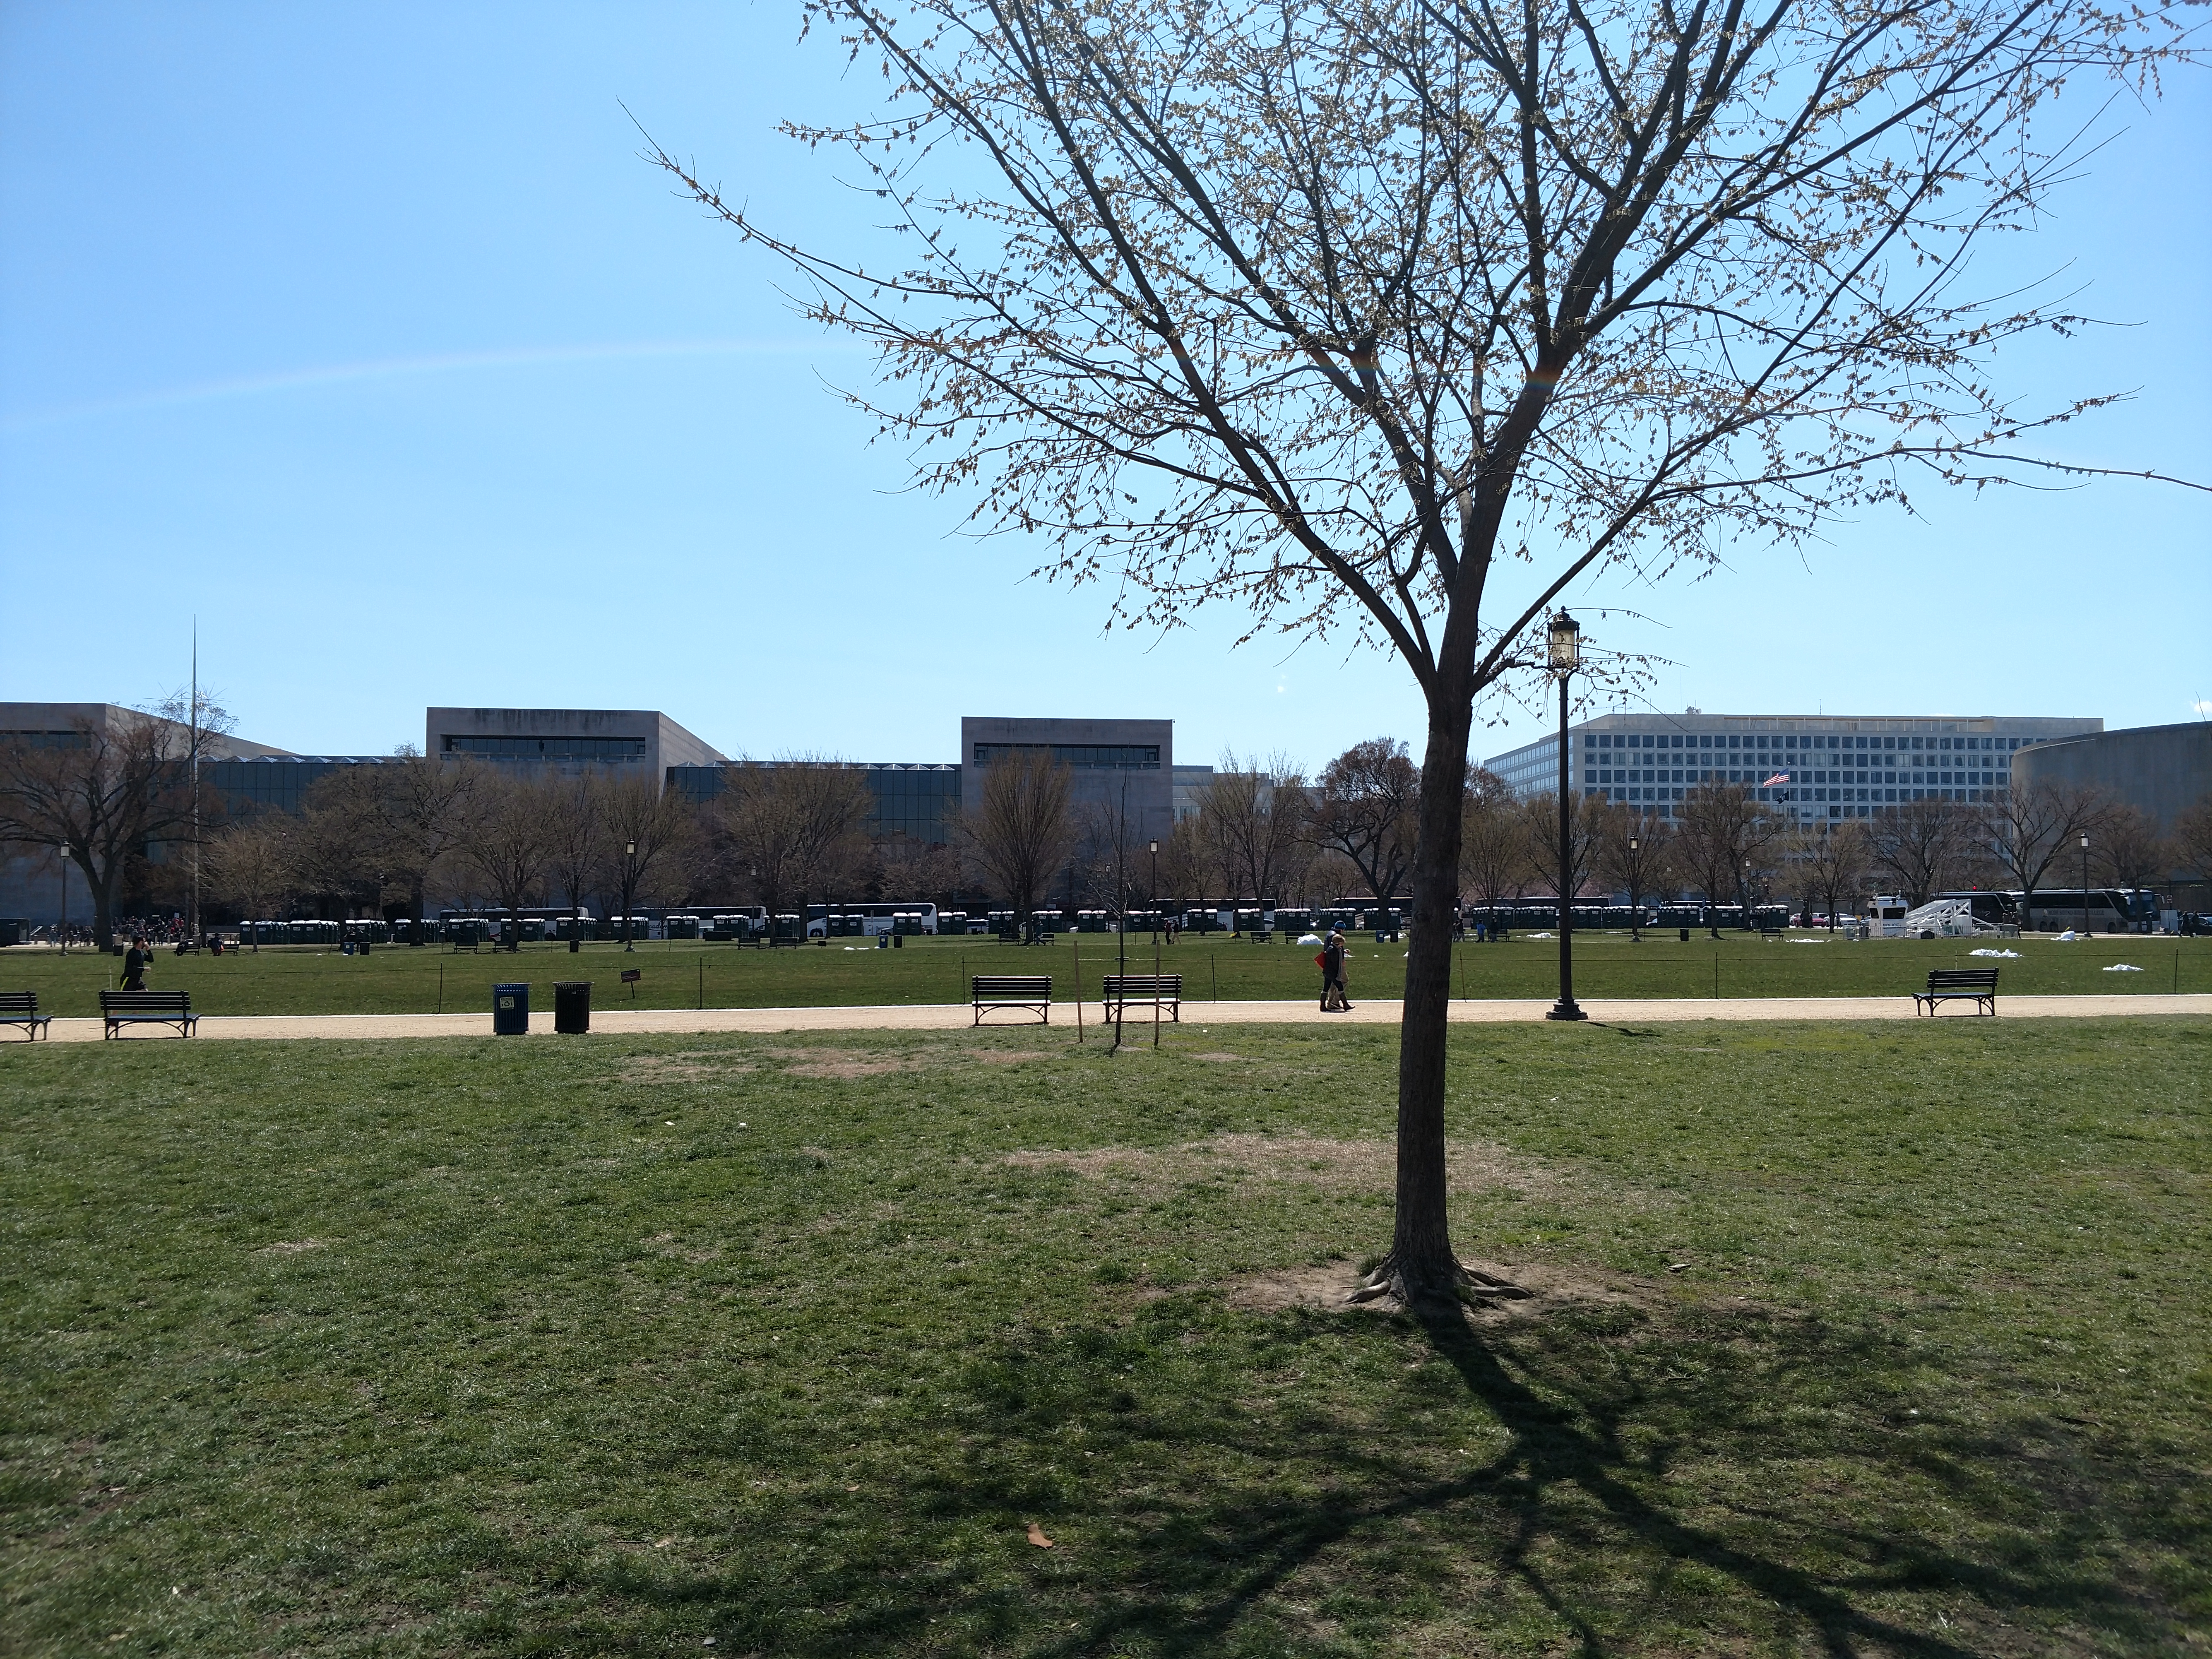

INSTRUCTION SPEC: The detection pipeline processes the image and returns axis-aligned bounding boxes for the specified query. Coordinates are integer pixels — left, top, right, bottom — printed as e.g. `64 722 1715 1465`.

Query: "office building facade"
426 707 724 777
1486 712 2104 822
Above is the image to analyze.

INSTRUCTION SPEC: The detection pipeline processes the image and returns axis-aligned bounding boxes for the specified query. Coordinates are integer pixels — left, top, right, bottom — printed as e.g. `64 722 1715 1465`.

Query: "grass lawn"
2 1017 2207 1655
5 930 2207 1017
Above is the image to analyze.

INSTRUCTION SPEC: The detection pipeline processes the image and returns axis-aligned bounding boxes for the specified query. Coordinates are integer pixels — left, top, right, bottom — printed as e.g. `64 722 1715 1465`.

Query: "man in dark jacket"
1319 930 1350 1011
121 935 151 991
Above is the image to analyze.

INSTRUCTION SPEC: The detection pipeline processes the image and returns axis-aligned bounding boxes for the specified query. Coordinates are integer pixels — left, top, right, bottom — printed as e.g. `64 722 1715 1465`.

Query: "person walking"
121 934 151 992
1318 928 1351 1011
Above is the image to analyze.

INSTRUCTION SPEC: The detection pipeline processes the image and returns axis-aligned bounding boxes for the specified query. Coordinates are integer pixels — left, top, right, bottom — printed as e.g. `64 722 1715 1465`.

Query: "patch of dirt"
781 1053 919 1079
1188 1051 1250 1063
620 1053 757 1083
257 1238 327 1256
1004 1133 1559 1200
1225 1256 1659 1322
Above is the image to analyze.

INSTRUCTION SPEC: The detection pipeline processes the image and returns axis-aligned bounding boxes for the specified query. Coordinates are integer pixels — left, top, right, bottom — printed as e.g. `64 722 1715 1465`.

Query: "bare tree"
1152 815 1217 915
2094 803 2168 894
1676 786 1786 935
2176 795 2212 886
1516 791 1602 910
873 836 965 910
370 751 481 926
1459 770 1528 924
537 773 607 947
1309 740 1421 913
1869 798 1981 909
715 761 875 940
455 771 558 950
293 768 393 935
652 0 2190 1303
1788 822 1871 933
963 748 1075 938
601 773 697 949
1592 805 1674 939
0 711 202 950
204 817 296 947
1974 783 2106 926
1197 752 1312 910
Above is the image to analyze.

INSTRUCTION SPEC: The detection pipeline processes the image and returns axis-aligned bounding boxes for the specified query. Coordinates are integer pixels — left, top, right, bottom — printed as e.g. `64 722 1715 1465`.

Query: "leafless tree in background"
1198 753 1313 910
0 712 202 950
1152 816 1217 915
1516 792 1603 910
601 774 697 948
370 750 481 926
714 761 875 939
293 766 395 934
1974 782 2108 926
1309 740 1421 913
963 749 1075 938
652 0 2192 1304
873 837 965 911
1460 770 1529 923
2093 803 2168 894
204 816 296 946
1868 798 1981 909
456 770 559 950
2176 796 2212 887
1676 786 1786 935
541 773 606 946
1593 805 1675 939
1787 823 1872 932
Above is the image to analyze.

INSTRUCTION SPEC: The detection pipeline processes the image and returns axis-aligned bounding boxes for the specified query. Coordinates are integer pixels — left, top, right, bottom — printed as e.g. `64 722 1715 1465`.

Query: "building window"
442 736 648 760
972 743 1161 769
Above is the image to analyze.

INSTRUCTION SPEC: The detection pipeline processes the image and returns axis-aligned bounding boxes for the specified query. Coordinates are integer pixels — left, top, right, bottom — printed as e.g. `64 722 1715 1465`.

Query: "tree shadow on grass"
516 1300 2201 1656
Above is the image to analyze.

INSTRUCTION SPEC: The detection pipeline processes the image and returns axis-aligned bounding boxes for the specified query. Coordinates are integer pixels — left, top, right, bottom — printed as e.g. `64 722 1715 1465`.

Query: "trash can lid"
553 981 591 990
493 982 529 992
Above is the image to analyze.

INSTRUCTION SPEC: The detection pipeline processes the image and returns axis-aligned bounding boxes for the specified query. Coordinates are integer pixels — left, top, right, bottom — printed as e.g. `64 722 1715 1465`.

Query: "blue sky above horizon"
2 3 2207 772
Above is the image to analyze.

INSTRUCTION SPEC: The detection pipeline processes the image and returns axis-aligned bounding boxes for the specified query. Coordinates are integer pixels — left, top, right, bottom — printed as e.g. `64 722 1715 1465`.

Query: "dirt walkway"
23 993 2209 1043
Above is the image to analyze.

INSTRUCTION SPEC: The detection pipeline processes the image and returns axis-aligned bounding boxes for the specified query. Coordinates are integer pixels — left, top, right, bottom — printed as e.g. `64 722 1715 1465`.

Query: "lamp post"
1545 611 1587 1022
1149 839 1161 1048
2079 833 2091 936
624 842 638 950
57 844 68 956
1628 835 1640 942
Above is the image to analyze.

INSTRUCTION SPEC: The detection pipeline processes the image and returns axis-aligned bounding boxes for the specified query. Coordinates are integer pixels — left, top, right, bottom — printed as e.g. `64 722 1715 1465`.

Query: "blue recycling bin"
492 982 529 1036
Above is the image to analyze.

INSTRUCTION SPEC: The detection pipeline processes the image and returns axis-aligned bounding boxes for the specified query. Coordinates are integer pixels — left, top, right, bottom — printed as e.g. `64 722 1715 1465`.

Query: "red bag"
1314 952 1328 969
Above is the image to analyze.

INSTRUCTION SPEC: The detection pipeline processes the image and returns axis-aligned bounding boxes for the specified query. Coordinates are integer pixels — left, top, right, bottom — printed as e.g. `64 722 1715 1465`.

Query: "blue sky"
2 3 2206 772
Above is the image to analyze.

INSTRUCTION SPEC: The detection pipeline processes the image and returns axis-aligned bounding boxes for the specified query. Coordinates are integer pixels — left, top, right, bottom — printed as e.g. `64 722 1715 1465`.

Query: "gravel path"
26 993 2210 1043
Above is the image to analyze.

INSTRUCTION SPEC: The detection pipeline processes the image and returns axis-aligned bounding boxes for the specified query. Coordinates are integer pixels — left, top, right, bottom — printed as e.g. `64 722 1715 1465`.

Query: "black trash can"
553 981 591 1035
492 982 529 1036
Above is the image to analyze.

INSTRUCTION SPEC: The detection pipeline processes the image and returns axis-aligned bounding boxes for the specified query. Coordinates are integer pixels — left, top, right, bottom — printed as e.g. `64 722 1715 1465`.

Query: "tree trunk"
1351 684 1523 1310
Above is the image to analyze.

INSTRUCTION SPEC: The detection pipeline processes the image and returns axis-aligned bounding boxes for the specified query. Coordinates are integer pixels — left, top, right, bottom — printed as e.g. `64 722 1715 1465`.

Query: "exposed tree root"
1346 1254 1533 1310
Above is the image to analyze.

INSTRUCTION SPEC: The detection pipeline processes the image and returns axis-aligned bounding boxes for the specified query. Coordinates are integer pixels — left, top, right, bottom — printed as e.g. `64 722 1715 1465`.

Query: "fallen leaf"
1026 1522 1054 1548
1667 1262 1690 1273
654 1537 674 1549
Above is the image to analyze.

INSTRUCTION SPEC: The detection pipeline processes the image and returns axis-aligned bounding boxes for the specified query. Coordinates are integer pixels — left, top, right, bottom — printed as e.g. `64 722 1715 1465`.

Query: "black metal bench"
1913 967 1998 1016
972 974 1052 1025
0 991 52 1041
1102 973 1182 1022
99 989 199 1038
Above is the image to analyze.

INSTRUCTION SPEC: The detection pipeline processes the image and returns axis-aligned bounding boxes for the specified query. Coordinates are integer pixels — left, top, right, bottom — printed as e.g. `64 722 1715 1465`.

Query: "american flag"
1761 772 1791 787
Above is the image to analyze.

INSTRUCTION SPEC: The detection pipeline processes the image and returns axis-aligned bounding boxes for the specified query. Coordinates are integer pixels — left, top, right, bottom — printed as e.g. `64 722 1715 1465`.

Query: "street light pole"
1149 838 1161 1049
1546 611 1587 1022
1628 835 1640 942
57 844 68 956
2080 833 2091 937
625 842 639 950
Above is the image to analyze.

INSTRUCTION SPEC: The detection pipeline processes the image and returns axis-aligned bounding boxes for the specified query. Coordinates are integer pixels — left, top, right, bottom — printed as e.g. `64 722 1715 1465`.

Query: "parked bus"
803 902 941 939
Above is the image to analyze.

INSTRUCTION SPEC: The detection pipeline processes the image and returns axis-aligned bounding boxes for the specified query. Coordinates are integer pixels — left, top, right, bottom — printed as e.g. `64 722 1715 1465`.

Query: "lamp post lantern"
1545 611 1587 1021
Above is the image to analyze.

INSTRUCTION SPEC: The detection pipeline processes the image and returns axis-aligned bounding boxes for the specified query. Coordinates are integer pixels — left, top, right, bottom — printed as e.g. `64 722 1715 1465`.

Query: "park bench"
1102 973 1182 1022
0 991 52 1041
972 974 1053 1026
1913 967 1999 1017
99 989 199 1039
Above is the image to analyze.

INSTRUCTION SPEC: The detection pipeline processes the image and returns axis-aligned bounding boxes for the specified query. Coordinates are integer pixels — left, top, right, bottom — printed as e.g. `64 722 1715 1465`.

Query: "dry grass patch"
1224 1253 1661 1321
617 1053 757 1083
